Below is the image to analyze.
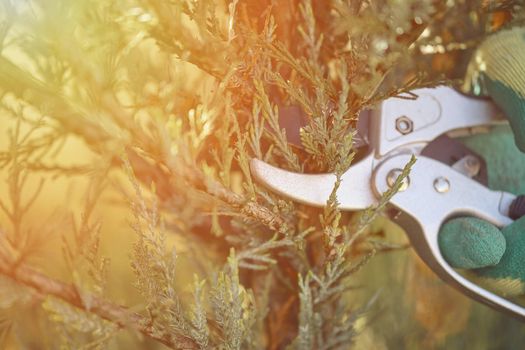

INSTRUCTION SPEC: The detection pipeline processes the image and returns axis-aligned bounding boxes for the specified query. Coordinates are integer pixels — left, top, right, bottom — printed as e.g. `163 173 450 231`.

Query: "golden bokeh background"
1 0 525 349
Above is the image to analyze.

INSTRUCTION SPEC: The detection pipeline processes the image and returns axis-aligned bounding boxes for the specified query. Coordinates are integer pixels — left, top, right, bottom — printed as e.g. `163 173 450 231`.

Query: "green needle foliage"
0 0 520 349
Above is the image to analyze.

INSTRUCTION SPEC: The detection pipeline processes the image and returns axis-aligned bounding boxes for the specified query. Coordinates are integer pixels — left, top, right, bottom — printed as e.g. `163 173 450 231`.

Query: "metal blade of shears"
251 86 505 210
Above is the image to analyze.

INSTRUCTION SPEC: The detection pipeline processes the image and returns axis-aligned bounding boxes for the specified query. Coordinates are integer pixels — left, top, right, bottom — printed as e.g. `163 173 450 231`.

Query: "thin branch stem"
0 255 198 350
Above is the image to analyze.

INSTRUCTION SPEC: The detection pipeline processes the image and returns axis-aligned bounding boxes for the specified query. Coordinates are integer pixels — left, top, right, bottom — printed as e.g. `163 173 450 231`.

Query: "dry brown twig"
0 252 198 350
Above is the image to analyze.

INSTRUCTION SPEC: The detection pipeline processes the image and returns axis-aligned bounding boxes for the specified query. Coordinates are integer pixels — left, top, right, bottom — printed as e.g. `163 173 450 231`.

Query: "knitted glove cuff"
474 27 525 98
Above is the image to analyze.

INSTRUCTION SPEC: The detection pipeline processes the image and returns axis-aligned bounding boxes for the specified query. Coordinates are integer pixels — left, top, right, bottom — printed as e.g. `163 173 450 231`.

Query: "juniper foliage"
0 0 519 349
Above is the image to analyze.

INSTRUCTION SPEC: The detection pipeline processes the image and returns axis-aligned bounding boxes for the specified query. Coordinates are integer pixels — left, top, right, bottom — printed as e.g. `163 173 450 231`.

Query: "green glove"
439 27 525 297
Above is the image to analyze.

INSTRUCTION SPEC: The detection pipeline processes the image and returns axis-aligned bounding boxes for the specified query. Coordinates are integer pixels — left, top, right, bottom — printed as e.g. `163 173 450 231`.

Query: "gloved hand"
439 27 525 296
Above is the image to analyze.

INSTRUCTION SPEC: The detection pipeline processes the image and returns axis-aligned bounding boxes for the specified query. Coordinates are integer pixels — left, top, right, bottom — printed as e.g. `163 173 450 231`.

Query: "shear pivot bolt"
386 169 410 192
433 177 450 193
395 116 413 135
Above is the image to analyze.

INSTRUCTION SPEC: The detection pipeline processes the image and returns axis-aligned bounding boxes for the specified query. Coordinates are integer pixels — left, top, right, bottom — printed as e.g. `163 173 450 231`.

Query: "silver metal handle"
373 154 525 320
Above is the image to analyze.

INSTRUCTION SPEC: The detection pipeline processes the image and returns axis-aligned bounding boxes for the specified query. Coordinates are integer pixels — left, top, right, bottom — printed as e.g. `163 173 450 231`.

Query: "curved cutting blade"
250 155 377 210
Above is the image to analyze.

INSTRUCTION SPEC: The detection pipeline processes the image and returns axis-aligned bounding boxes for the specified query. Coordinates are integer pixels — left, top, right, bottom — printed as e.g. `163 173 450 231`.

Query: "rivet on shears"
395 116 414 135
386 168 410 192
433 177 450 193
452 155 480 178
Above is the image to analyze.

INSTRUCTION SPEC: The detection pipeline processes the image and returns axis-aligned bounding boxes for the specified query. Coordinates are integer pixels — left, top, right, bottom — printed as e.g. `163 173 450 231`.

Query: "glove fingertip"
439 217 506 269
477 216 525 285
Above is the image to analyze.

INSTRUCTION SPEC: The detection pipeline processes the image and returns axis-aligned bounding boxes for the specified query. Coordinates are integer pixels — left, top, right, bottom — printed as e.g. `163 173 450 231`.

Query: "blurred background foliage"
0 0 525 349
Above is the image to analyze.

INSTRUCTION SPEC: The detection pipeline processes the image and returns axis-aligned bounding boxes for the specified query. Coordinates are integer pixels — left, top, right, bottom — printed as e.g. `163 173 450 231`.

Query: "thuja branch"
126 150 289 234
201 175 288 233
0 255 198 350
0 40 289 238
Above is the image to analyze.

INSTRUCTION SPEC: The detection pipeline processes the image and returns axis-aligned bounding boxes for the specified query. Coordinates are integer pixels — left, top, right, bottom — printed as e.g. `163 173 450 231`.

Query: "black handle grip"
509 195 525 220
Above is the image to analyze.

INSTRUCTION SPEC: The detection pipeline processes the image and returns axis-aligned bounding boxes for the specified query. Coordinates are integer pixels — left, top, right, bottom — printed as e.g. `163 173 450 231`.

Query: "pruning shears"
250 86 525 320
